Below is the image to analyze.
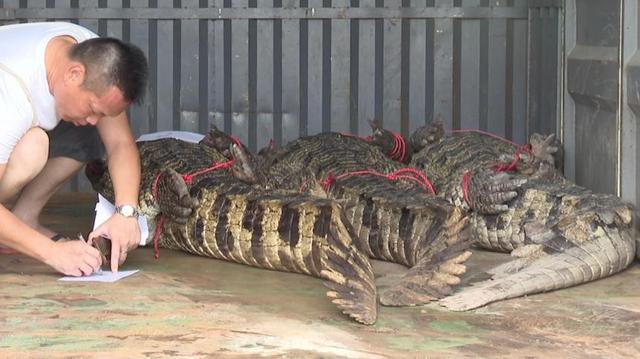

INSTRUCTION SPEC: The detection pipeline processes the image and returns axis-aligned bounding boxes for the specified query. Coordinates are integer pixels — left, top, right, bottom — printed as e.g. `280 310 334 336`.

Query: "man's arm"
89 111 141 272
0 164 102 276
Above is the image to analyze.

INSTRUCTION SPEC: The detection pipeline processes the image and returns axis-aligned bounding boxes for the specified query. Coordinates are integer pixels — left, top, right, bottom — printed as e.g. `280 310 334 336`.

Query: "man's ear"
65 62 86 86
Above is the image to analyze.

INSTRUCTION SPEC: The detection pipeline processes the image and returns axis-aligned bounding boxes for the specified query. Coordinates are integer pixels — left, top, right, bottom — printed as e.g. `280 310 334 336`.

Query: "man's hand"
44 239 102 276
88 214 140 272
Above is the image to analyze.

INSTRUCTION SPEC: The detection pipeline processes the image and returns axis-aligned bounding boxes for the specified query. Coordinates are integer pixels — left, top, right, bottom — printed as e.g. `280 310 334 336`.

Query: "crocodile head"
409 118 445 153
199 125 239 159
367 120 412 163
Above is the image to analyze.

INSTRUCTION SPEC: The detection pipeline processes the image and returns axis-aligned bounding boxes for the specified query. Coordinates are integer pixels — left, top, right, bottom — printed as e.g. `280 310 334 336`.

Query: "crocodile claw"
156 168 199 224
529 133 560 167
467 169 527 214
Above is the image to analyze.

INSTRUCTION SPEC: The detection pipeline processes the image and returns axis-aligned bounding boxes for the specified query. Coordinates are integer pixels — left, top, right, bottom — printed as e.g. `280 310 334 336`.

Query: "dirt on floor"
0 193 638 359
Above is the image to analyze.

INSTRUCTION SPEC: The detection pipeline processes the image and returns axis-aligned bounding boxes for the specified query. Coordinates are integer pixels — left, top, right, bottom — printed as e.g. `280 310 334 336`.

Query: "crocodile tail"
440 215 636 311
380 207 473 306
320 205 378 325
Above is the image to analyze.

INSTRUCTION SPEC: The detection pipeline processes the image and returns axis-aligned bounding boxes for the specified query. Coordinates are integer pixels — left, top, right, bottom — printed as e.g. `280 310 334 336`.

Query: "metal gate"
0 0 561 192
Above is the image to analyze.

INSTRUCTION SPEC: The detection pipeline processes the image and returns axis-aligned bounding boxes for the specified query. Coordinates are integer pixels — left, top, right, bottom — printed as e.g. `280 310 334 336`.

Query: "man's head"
54 37 148 126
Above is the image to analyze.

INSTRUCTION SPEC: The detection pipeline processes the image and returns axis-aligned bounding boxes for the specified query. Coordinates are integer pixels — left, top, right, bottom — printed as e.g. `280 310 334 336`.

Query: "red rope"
341 131 407 162
152 215 165 259
339 132 374 141
461 170 472 208
450 129 532 173
229 135 242 147
150 160 234 259
300 168 436 195
182 160 234 185
491 144 532 172
388 132 407 162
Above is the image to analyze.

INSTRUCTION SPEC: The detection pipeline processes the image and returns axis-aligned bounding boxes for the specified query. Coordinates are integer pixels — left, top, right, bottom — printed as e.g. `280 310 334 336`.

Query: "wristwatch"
116 204 139 219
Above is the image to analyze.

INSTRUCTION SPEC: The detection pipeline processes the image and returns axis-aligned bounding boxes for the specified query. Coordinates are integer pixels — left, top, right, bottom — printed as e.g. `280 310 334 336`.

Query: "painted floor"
0 193 638 358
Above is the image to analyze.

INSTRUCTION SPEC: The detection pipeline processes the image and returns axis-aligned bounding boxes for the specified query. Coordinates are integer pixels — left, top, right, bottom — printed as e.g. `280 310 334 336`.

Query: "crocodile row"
201 128 474 307
397 122 637 311
86 138 377 324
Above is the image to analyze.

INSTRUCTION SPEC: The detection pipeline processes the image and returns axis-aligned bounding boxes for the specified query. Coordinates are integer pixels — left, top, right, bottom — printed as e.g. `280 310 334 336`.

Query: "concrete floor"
0 193 638 358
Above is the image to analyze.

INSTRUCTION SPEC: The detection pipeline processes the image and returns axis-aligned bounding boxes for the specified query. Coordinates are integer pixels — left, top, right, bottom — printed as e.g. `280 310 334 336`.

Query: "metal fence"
0 0 562 192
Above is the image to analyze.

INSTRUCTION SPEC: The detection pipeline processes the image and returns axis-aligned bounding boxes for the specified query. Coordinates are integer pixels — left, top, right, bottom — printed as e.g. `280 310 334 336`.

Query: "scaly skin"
86 138 377 325
226 132 474 307
405 123 636 311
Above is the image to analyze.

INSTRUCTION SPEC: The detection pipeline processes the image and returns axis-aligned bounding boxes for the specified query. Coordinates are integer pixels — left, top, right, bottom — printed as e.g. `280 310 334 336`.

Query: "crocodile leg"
380 207 472 306
333 177 474 307
321 205 378 324
155 167 200 224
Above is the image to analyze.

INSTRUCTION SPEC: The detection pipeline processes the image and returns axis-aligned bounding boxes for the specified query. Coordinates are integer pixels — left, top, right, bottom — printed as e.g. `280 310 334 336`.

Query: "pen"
78 234 105 275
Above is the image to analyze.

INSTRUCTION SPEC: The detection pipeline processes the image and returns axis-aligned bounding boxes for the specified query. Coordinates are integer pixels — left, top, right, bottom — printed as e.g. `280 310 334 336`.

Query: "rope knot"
321 173 336 191
388 132 407 162
300 168 436 195
229 135 242 147
451 128 533 174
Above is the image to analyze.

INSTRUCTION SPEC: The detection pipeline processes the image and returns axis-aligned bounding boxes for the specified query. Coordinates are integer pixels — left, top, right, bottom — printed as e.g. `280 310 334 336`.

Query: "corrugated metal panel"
511 0 528 144
1 1 560 192
434 0 454 129
357 0 376 134
528 3 561 138
485 0 507 136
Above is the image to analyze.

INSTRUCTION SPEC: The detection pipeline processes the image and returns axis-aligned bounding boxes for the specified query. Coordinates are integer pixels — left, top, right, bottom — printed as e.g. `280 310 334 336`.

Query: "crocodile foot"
321 207 378 325
380 207 473 306
155 168 199 224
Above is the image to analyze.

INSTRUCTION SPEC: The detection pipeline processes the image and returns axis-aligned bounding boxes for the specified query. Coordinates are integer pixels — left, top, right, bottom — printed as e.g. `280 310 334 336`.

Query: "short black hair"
69 37 148 104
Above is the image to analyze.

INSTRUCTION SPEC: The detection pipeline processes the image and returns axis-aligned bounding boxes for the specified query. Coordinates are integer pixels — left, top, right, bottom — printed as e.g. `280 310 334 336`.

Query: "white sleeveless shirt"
0 22 97 163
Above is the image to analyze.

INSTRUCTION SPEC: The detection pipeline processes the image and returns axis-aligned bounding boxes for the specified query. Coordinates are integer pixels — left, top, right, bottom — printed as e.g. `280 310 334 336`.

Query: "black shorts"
47 121 105 162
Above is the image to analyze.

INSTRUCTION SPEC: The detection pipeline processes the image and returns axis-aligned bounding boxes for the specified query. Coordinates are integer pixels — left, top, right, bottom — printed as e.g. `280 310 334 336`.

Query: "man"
0 22 148 276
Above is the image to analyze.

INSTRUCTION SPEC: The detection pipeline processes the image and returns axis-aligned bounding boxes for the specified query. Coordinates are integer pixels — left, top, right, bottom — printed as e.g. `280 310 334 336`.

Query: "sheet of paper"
93 194 149 246
59 269 140 283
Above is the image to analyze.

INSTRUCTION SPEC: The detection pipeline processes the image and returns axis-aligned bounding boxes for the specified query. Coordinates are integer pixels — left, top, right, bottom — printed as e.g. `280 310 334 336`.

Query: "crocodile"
392 121 637 311
85 138 377 324
199 127 475 307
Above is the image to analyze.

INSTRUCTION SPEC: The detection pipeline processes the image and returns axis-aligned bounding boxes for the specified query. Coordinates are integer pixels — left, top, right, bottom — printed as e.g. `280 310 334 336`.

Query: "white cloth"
136 130 205 143
93 131 205 246
94 193 149 246
0 22 97 163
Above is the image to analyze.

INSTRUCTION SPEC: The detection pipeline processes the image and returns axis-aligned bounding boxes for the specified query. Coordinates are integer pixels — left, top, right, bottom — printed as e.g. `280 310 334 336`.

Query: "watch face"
119 205 136 217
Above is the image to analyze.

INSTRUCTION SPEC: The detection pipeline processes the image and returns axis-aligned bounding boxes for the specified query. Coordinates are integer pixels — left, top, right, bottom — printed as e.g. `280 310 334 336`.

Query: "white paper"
59 269 140 283
93 194 149 246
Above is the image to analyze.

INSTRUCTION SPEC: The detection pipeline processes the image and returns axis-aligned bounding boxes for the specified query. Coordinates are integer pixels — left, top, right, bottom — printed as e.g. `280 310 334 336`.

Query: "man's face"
54 64 129 125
